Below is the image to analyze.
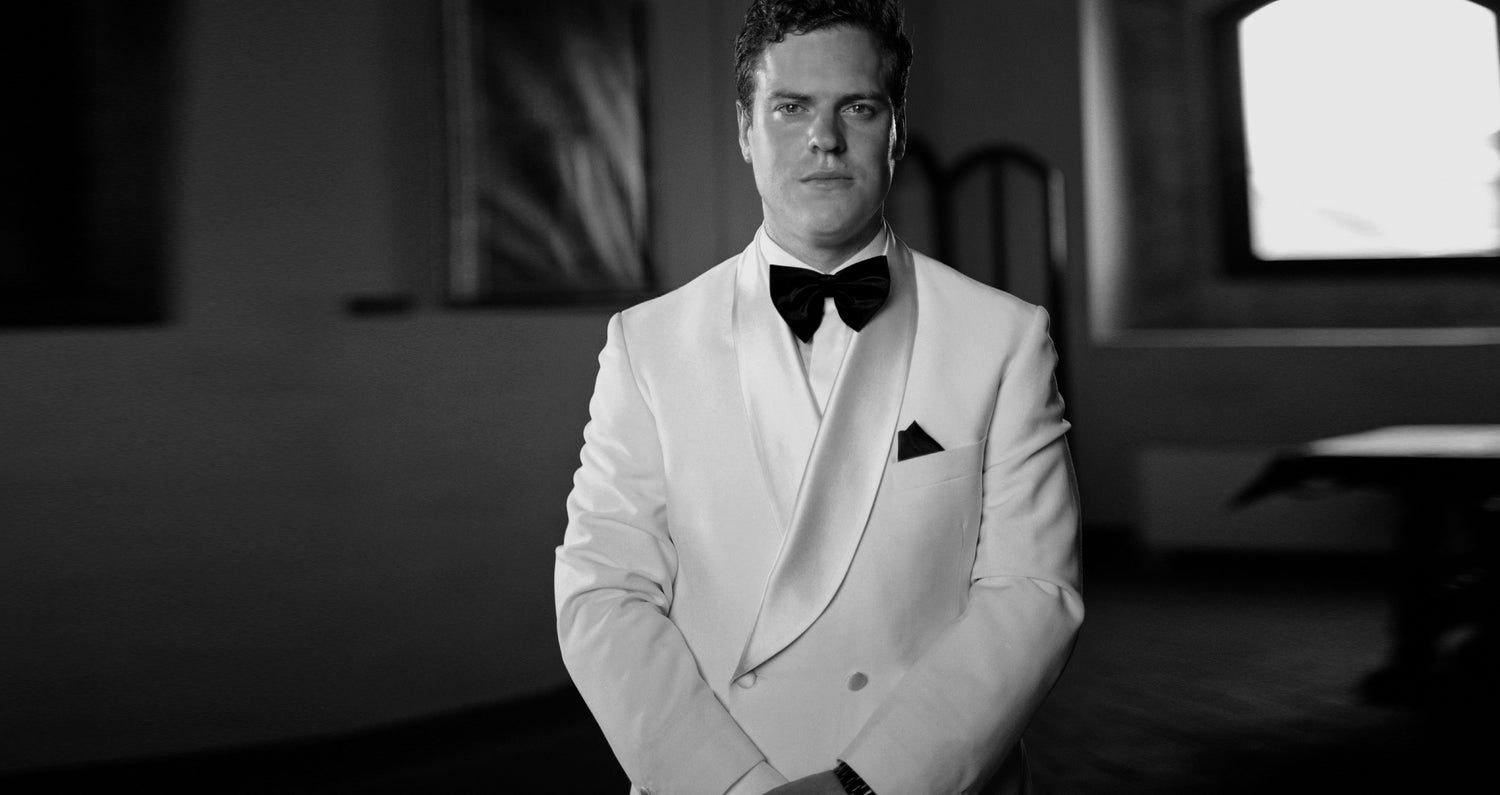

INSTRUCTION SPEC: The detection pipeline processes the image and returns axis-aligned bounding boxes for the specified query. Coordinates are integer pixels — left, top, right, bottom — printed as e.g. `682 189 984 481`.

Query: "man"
555 1 1082 793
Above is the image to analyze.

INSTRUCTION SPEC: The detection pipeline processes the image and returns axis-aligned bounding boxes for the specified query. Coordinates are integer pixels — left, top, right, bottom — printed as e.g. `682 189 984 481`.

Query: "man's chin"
805 218 882 249
766 205 882 248
797 204 874 232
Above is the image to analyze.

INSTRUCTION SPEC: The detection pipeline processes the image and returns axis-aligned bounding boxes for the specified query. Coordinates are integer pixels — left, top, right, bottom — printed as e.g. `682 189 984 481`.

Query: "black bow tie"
769 256 891 343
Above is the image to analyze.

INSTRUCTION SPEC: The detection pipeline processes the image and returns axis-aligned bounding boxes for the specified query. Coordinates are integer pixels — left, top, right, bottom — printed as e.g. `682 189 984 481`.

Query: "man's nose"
808 111 844 153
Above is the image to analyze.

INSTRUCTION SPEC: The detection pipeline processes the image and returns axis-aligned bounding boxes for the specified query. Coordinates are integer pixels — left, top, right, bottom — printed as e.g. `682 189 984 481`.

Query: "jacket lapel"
735 238 918 677
734 239 821 533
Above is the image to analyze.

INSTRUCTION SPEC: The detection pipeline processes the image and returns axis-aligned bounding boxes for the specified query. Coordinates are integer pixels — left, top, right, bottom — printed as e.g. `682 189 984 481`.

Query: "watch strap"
834 760 874 795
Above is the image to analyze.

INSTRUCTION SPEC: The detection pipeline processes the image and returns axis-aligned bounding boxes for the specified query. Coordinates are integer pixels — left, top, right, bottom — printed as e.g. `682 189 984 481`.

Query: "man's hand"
766 770 844 795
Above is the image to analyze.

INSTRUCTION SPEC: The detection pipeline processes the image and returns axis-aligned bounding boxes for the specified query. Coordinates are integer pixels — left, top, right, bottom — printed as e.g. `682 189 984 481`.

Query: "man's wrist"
833 760 874 795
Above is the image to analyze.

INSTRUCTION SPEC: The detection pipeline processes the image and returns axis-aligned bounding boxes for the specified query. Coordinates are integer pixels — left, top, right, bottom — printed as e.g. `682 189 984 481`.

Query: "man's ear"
736 102 752 164
892 110 907 161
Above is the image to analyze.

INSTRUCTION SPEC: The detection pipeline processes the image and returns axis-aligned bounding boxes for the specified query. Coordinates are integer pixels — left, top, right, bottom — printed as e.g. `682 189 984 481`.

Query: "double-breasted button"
735 672 759 689
846 672 868 691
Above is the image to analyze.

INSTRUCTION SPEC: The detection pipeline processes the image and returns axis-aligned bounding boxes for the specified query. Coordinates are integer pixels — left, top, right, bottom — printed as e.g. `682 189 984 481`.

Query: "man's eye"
845 104 873 116
776 103 804 114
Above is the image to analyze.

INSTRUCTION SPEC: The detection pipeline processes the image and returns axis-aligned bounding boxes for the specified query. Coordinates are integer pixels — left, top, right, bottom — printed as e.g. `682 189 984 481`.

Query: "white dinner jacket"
555 233 1083 795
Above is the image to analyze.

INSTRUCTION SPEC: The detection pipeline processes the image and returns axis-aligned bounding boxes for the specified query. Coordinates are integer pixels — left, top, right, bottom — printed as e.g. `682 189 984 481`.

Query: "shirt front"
755 225 891 416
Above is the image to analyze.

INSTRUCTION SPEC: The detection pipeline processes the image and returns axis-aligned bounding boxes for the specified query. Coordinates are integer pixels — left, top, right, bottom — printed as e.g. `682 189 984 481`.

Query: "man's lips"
801 171 853 183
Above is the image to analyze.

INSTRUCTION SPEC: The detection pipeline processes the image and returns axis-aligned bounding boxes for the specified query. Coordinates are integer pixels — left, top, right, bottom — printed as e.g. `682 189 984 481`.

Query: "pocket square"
897 421 944 461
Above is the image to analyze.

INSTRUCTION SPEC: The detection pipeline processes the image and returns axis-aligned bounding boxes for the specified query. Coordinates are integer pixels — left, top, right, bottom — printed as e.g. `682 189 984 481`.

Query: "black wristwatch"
834 760 874 794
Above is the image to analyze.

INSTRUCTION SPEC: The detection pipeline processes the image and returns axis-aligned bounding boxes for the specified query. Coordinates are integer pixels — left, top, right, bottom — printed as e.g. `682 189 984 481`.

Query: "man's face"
738 26 903 265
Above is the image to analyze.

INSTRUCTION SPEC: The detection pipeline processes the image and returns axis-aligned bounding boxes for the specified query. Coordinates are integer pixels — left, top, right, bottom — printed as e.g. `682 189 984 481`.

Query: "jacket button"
735 672 758 689
847 672 868 691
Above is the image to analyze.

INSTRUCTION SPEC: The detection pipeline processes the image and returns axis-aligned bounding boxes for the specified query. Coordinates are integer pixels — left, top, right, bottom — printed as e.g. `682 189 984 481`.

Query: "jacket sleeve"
839 305 1085 794
555 313 780 795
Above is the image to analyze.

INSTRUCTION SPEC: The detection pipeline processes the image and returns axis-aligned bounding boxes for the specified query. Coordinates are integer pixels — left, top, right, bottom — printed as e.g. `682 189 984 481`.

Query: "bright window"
1235 0 1500 261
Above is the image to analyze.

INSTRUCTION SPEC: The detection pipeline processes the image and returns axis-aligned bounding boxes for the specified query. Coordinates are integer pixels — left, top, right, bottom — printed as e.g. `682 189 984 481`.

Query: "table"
1233 426 1500 704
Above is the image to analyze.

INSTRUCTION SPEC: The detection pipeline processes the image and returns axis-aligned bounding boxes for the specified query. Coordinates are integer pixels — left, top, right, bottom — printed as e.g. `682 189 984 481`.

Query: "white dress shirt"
756 226 891 416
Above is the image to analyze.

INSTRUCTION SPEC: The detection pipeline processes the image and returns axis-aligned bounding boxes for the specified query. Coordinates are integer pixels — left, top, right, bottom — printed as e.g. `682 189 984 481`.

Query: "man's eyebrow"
764 90 888 104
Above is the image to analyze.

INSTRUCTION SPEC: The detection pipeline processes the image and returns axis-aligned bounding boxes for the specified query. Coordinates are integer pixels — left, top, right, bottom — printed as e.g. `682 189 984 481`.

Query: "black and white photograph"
2 1 1496 793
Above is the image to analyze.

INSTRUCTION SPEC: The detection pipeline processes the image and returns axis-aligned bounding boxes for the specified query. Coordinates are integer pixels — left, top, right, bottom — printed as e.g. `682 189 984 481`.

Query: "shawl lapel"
734 237 918 678
734 240 822 532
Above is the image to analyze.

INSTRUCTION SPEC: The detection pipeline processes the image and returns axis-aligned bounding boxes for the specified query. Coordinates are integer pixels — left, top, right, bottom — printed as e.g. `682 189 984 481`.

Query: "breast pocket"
890 440 984 491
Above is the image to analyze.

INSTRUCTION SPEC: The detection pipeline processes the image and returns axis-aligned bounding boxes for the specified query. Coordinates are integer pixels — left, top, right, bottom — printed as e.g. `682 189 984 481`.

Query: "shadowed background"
2 0 1496 790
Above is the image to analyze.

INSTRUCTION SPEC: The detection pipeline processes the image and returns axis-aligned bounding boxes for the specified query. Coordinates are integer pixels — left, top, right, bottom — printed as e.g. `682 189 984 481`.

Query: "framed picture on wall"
442 0 654 306
0 1 176 327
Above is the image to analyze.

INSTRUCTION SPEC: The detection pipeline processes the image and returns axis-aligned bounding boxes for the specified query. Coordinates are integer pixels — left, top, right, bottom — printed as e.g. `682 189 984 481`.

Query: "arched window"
1216 0 1500 274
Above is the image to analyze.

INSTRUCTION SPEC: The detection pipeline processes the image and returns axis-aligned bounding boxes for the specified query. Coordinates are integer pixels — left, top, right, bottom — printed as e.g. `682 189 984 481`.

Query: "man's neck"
763 219 884 273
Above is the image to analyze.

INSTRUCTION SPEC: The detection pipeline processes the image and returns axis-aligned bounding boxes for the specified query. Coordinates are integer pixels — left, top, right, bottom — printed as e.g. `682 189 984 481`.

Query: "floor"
4 544 1492 793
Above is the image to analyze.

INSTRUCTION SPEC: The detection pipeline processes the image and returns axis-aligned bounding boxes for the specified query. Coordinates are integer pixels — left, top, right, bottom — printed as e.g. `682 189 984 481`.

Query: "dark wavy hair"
734 0 913 136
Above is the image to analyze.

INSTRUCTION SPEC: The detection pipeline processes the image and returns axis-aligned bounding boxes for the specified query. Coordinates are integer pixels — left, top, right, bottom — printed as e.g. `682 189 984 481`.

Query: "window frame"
1212 0 1500 278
